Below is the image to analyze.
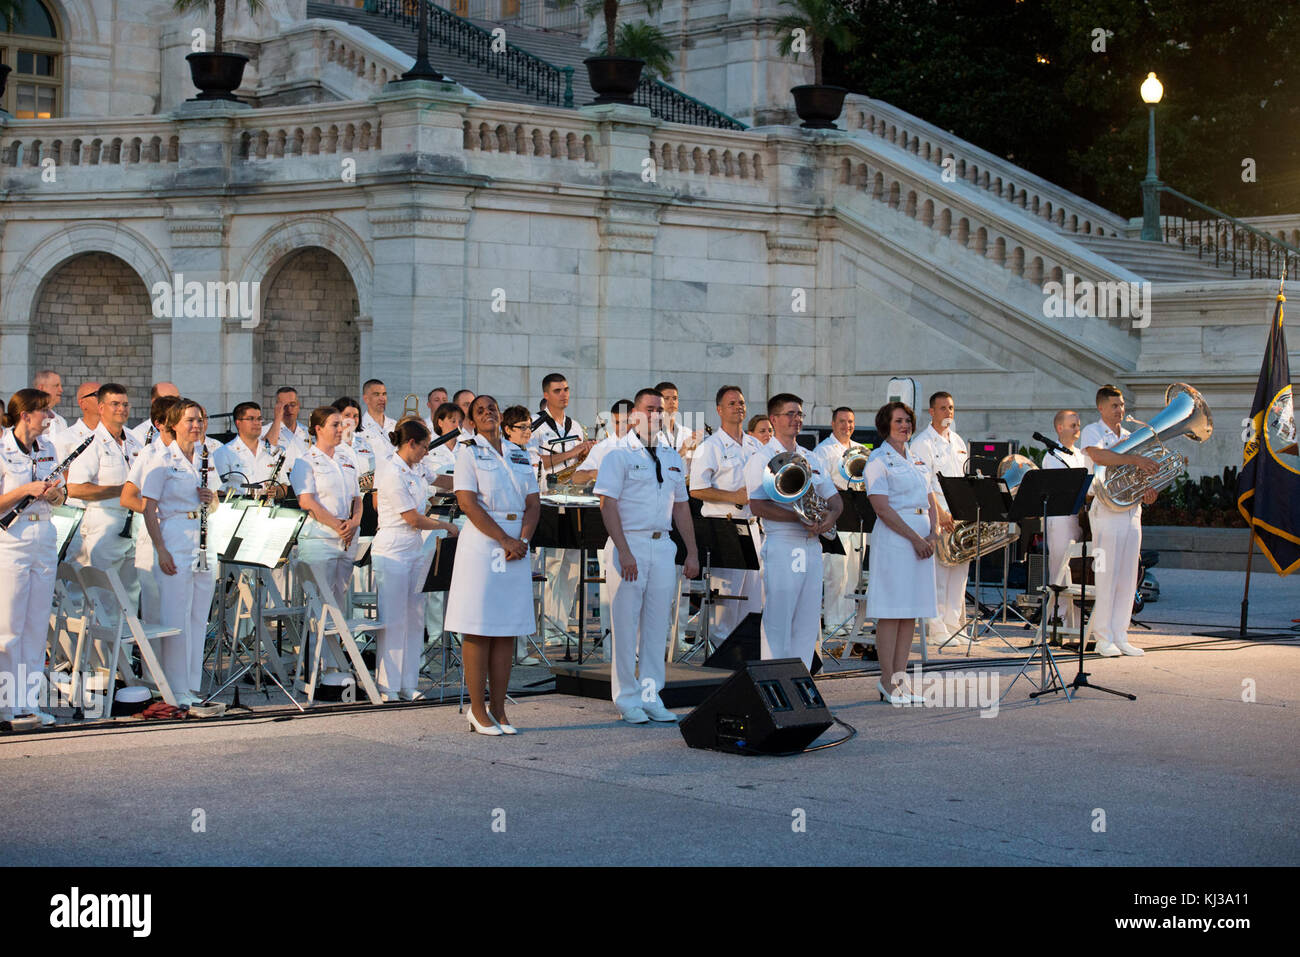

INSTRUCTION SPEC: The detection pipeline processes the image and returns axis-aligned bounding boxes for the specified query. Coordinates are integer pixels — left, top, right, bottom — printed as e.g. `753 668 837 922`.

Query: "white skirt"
443 516 534 637
865 511 937 620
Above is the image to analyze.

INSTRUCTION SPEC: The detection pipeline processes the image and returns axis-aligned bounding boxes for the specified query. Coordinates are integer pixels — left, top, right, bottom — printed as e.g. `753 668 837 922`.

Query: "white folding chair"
48 562 89 684
295 561 383 705
76 565 182 707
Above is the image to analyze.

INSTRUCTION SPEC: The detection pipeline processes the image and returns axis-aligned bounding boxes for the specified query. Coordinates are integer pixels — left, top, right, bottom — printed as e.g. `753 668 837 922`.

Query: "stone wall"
29 252 153 419
258 247 360 412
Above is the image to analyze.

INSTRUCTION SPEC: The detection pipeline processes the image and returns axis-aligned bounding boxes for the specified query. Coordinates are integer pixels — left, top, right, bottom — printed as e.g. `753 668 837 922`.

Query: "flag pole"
1240 527 1256 637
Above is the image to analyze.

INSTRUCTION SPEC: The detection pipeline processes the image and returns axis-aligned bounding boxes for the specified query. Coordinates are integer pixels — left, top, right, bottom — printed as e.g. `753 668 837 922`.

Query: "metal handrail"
635 76 747 130
1158 185 1299 280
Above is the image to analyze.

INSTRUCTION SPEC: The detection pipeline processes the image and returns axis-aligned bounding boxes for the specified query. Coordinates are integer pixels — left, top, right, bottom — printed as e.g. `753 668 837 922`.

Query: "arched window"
2 0 61 118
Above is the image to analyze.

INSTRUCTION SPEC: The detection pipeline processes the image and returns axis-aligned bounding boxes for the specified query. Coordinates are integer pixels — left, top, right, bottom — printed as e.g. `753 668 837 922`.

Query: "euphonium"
1094 383 1213 509
761 450 834 536
839 444 870 487
936 452 1035 566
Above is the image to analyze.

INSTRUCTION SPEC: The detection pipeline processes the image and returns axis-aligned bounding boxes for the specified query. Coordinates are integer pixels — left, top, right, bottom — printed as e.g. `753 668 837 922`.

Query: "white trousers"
77 508 140 610
374 543 431 695
605 533 676 712
929 560 969 639
1088 502 1142 646
154 519 217 694
135 522 160 624
543 548 580 629
1046 514 1082 629
759 529 823 669
822 531 864 628
0 521 56 716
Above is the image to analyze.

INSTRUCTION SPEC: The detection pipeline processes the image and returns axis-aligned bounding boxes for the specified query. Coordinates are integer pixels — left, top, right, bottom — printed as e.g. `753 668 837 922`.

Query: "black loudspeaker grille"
680 658 832 755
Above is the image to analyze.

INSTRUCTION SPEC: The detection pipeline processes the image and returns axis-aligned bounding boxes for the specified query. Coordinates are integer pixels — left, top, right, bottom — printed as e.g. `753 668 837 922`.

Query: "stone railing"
252 19 412 103
648 128 765 181
1239 213 1300 250
460 102 595 162
234 101 385 160
0 118 181 168
842 94 1129 239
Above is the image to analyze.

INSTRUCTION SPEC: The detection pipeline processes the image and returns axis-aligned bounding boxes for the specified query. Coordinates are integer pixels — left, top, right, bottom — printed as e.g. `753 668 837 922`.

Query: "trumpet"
401 393 421 419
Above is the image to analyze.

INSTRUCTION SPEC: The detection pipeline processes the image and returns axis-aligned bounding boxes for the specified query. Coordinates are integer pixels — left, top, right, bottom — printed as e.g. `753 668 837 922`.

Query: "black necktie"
646 445 663 484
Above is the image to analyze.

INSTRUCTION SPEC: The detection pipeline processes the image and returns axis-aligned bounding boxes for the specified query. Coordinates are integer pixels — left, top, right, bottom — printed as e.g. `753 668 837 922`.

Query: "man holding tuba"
1080 385 1160 657
743 393 842 668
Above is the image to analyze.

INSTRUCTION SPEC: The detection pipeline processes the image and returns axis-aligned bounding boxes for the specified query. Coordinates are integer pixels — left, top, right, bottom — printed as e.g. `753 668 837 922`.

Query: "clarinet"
0 437 93 531
194 445 210 572
262 446 287 500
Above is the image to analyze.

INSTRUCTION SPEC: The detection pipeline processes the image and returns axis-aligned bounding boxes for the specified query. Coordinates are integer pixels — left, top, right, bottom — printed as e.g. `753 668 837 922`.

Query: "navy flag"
1237 285 1300 575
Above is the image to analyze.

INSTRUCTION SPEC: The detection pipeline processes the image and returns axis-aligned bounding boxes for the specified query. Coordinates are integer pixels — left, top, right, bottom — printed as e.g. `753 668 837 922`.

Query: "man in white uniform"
361 379 396 448
596 388 699 723
812 407 866 632
65 384 145 603
33 370 67 438
423 387 449 435
689 385 762 643
128 382 179 447
55 381 100 458
571 399 632 485
215 402 289 498
655 381 703 465
1081 385 1159 657
912 392 968 641
1042 409 1088 630
261 388 310 463
528 374 595 634
453 390 476 440
744 393 842 668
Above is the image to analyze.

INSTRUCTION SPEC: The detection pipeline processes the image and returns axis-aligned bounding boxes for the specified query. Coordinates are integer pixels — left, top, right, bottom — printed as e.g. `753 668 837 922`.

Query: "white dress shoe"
1116 641 1145 656
399 689 425 701
467 711 504 735
1094 640 1122 658
32 709 58 727
489 714 518 734
643 703 678 723
620 706 651 724
877 681 910 706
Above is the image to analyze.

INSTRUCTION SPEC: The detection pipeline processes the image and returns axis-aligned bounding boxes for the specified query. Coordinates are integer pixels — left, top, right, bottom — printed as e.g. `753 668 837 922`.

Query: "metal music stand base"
206 567 302 712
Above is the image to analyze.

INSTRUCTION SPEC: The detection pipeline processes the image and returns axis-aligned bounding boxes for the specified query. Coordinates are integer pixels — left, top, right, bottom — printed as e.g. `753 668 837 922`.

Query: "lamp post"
401 0 446 81
1140 72 1164 242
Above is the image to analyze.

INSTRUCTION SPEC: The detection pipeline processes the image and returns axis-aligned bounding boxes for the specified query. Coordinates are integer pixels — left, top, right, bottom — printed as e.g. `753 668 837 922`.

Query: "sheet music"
209 505 245 559
51 506 84 561
227 508 306 568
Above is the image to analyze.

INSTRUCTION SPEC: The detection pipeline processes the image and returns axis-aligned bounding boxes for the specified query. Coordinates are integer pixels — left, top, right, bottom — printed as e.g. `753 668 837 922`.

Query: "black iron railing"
368 0 575 106
364 0 746 129
1159 186 1298 280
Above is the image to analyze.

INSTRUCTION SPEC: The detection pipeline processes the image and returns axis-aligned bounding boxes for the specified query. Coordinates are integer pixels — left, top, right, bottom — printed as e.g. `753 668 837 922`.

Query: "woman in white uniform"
373 419 458 701
140 399 221 705
421 403 465 644
1042 410 1088 629
119 395 181 625
864 402 939 706
0 390 67 725
291 407 362 606
445 396 540 736
333 397 378 482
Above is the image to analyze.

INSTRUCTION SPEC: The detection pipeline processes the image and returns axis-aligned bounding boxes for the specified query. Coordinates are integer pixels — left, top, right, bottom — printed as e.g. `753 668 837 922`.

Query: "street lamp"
1140 72 1164 241
401 0 446 82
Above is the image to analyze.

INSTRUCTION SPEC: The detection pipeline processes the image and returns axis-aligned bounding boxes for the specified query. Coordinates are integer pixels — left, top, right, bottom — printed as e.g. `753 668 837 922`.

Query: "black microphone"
430 430 459 451
1033 431 1069 455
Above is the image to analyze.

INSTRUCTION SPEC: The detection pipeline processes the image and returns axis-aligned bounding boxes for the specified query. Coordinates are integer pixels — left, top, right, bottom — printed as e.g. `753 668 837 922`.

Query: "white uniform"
290 444 361 606
127 440 166 623
812 434 866 628
45 411 68 440
595 432 688 713
689 429 762 640
260 420 309 467
67 424 145 604
744 437 838 668
912 424 969 638
139 442 222 695
529 412 587 628
0 431 59 719
371 452 436 697
214 435 286 496
1043 446 1087 628
445 436 539 637
420 442 458 641
55 418 96 459
360 411 396 452
575 433 621 474
863 443 938 621
1081 420 1142 650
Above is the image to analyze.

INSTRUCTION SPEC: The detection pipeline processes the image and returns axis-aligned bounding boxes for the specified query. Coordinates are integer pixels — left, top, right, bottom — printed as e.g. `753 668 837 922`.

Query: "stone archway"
29 252 153 417
257 247 361 412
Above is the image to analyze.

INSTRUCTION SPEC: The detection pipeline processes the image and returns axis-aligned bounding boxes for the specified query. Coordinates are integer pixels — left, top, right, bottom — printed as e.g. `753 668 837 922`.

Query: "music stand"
675 515 760 663
533 499 607 663
50 505 84 562
420 535 464 697
206 504 305 709
822 489 876 657
937 475 1022 655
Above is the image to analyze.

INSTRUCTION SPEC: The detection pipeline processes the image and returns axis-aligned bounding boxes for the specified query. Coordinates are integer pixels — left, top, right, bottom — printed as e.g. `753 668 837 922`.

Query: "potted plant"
173 0 263 101
776 0 856 129
558 0 665 104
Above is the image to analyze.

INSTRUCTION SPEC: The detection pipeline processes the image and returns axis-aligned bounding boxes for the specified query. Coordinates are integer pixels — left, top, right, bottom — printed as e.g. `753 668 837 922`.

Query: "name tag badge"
510 453 530 466
668 466 681 474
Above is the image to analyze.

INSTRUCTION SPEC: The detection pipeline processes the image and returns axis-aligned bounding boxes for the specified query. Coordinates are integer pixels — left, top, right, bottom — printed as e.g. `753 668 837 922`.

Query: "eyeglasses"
776 411 805 420
239 415 263 423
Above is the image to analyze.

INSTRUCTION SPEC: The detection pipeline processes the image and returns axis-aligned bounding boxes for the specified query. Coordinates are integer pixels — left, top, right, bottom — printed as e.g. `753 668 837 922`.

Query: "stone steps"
1071 234 1239 282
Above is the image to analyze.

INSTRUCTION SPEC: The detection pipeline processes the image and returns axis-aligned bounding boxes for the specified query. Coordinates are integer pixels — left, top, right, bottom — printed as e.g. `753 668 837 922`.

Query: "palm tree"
172 0 265 54
613 20 674 80
775 0 856 86
559 0 665 58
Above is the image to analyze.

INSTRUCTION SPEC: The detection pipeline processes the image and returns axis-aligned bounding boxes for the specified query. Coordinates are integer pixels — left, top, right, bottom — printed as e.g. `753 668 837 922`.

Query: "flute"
194 445 210 572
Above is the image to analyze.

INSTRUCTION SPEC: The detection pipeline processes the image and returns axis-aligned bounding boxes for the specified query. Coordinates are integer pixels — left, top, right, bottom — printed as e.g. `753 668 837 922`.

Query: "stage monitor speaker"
680 658 832 755
703 613 821 676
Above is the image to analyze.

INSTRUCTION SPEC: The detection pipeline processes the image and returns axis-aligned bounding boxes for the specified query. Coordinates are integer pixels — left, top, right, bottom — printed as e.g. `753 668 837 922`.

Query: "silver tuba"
761 450 835 537
936 453 1035 566
1094 383 1213 509
839 444 870 487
